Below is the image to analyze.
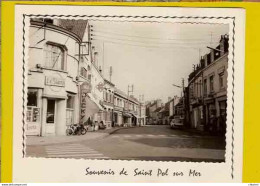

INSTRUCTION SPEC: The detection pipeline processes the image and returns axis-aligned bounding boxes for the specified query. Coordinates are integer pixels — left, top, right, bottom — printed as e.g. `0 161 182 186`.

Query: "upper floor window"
219 73 224 89
204 79 207 96
45 43 66 71
210 75 214 92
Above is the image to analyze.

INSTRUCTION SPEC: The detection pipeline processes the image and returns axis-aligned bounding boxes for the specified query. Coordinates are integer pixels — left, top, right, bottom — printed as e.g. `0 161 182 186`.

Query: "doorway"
45 99 56 135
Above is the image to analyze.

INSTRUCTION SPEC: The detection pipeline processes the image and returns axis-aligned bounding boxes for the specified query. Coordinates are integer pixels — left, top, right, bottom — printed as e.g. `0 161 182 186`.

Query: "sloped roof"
154 107 162 112
115 88 128 98
57 19 88 40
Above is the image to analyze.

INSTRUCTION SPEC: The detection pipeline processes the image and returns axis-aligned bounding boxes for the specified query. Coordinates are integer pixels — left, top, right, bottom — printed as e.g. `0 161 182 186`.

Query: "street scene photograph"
25 18 229 162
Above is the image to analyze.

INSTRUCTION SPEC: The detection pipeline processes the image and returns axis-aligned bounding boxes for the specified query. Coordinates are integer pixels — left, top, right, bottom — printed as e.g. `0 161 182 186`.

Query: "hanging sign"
80 82 92 119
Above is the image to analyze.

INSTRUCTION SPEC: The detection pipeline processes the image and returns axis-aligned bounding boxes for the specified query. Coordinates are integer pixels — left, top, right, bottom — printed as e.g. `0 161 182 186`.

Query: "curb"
27 126 140 146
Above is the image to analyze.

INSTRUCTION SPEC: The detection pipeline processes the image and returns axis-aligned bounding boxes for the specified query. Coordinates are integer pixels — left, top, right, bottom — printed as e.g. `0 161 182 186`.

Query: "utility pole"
139 94 144 126
109 66 112 82
127 85 134 111
182 78 185 119
103 41 105 76
127 85 134 126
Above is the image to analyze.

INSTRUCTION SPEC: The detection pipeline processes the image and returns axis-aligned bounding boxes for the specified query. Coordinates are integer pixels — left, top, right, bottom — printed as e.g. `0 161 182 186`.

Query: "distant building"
113 88 142 127
102 79 115 128
145 99 163 124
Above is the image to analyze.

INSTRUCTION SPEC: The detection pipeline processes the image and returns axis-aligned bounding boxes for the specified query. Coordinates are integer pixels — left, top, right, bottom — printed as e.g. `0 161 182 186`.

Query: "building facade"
187 35 229 134
27 18 107 136
27 19 84 136
113 88 142 127
27 18 146 136
102 79 115 128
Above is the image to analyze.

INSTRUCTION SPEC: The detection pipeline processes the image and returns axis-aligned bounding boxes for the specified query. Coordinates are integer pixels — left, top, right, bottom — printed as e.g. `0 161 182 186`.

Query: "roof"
57 19 88 40
104 79 115 87
154 107 162 112
115 88 128 98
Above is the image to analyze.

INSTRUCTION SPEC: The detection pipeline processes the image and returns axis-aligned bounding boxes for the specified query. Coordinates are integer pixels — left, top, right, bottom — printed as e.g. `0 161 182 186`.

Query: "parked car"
170 118 184 129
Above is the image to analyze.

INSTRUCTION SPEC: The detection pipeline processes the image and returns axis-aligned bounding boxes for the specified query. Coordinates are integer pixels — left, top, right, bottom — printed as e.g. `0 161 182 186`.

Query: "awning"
81 93 104 123
123 113 132 118
131 113 138 118
87 93 104 111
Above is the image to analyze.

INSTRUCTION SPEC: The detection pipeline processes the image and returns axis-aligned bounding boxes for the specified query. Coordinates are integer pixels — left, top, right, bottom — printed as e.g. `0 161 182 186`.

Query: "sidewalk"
26 127 130 146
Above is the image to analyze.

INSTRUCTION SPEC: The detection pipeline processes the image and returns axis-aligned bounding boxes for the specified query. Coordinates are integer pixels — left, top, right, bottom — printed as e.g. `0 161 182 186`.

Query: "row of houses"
145 34 228 135
145 96 181 125
26 18 145 136
184 34 229 134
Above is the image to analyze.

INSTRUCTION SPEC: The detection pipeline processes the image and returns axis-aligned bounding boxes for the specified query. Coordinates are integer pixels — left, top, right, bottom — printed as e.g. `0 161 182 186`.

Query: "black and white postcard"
13 5 245 182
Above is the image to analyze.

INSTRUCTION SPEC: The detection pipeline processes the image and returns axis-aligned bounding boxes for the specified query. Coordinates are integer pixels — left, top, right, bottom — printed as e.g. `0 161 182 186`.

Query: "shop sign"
96 82 104 92
26 123 40 136
45 76 65 87
80 82 92 119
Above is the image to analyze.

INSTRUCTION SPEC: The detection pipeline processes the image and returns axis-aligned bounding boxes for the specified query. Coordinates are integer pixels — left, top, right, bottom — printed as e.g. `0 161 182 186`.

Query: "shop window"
45 43 66 71
66 95 74 125
27 89 40 122
27 89 38 107
210 75 214 93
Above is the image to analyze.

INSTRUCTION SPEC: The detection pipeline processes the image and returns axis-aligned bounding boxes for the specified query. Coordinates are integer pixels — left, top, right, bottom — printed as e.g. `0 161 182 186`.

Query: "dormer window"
44 42 67 71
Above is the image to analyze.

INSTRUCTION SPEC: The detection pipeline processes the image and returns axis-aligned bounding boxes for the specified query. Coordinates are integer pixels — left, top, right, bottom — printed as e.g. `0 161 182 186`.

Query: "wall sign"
45 75 65 87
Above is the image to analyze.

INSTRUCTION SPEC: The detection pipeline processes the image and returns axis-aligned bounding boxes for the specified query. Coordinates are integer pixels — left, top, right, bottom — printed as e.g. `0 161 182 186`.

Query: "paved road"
26 125 225 162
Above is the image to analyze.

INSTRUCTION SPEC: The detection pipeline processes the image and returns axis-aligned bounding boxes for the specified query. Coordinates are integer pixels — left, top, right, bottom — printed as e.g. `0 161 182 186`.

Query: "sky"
89 20 229 103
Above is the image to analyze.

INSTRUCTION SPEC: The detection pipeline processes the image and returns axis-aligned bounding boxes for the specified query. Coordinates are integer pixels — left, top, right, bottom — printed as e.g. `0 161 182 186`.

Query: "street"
26 125 225 162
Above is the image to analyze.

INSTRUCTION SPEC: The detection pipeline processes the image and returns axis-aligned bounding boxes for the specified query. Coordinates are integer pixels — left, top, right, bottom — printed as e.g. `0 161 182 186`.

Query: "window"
105 92 108 102
27 89 38 107
219 73 224 89
66 95 74 125
110 94 112 103
45 43 66 70
103 91 106 101
88 74 91 81
204 79 207 96
210 75 214 92
81 67 88 78
114 97 117 105
199 80 202 97
26 89 40 122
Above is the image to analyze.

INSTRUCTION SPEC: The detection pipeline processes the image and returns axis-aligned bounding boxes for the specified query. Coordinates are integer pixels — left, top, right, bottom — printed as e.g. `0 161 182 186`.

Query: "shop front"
123 112 132 126
113 106 123 127
27 70 79 136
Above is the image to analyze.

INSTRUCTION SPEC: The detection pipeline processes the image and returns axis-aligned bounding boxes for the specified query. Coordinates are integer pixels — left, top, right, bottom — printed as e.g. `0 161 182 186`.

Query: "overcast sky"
89 20 229 103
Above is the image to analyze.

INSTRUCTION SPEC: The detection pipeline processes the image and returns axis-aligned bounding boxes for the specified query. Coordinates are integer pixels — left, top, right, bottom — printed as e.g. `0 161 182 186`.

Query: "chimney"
210 49 214 63
200 57 205 68
203 54 208 66
220 35 225 56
